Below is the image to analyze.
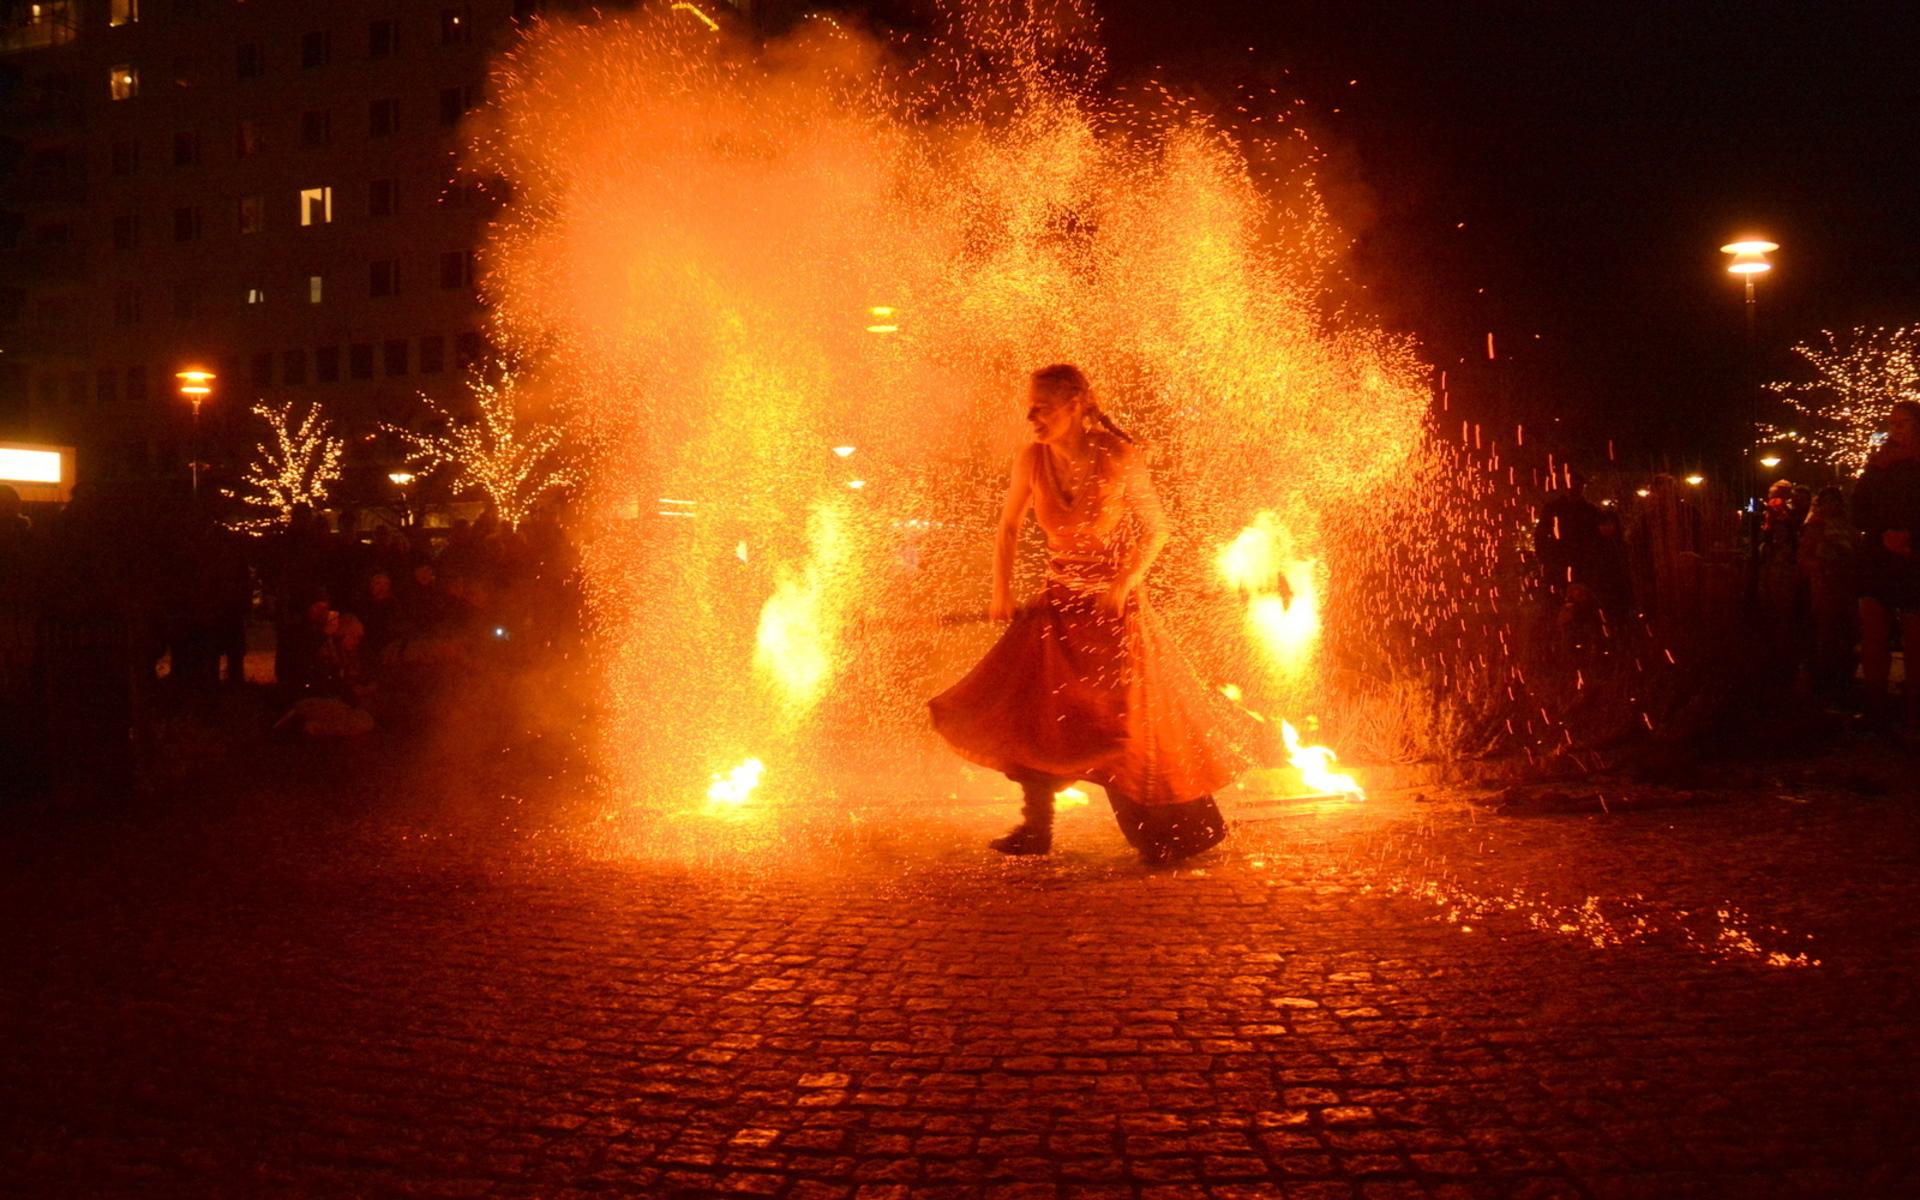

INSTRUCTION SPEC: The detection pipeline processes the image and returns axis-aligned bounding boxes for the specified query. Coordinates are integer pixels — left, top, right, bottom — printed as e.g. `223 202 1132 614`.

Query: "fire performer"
929 364 1247 865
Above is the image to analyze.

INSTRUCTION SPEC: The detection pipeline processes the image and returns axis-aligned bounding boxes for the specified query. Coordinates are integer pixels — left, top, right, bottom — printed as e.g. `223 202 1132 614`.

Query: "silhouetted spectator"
1798 485 1858 701
1854 400 1920 728
1534 471 1603 603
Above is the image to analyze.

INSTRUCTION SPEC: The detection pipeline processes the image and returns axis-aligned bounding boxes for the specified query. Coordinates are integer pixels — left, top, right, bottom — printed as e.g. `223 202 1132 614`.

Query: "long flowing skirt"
929 570 1249 837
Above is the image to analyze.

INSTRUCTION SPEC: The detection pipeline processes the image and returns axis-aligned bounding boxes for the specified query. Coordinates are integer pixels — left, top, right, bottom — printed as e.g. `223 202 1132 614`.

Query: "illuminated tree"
1763 325 1920 474
383 362 577 528
226 398 345 529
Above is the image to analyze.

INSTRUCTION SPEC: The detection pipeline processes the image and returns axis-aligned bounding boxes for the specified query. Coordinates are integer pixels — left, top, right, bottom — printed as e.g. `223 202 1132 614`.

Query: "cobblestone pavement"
3 720 1918 1199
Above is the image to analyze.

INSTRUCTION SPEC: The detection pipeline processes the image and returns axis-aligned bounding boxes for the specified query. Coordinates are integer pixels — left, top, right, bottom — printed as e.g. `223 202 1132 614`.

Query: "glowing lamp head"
1685 473 1706 487
1635 487 1651 498
388 470 416 487
1759 455 1782 469
175 368 215 398
1720 239 1777 276
832 445 855 457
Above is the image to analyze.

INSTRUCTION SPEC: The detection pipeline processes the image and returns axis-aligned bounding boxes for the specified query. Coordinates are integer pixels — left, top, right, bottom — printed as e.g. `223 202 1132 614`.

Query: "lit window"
299 186 333 226
440 6 471 45
109 66 139 101
245 287 266 306
308 275 324 305
238 195 264 234
111 0 139 27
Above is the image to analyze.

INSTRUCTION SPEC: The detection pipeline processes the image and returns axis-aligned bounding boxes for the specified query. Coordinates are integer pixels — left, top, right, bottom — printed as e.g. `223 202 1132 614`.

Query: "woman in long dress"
929 364 1248 864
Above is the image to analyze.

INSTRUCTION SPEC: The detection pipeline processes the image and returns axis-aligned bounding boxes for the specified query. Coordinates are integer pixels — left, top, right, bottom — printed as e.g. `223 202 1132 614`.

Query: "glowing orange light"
1721 239 1777 276
1758 455 1781 469
670 3 720 32
706 758 763 808
1281 719 1364 800
1685 473 1705 486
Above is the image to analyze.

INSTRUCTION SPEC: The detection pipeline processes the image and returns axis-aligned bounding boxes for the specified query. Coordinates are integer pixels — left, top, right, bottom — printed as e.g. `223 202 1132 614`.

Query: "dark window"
32 222 71 246
368 178 398 216
513 0 545 21
383 339 409 376
36 376 59 408
349 343 375 379
238 195 264 234
172 206 200 241
300 31 331 70
251 351 273 389
439 249 474 289
300 109 332 147
236 118 261 158
455 331 484 369
113 289 141 324
97 369 120 404
418 334 446 374
282 349 308 386
370 259 400 298
171 129 199 167
315 345 342 383
173 0 200 15
440 6 471 45
439 84 474 127
235 42 262 80
369 97 399 138
67 371 89 405
112 213 139 250
369 18 398 59
126 365 148 403
111 140 139 176
171 282 199 319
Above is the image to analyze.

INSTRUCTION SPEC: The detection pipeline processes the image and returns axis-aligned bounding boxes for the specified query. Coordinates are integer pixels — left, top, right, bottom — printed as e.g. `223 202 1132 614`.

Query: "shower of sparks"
382 362 578 530
473 0 1607 843
1761 324 1920 474
225 399 344 531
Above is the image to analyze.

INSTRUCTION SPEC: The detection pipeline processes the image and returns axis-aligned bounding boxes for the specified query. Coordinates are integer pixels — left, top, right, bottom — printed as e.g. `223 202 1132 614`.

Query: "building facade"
0 0 564 497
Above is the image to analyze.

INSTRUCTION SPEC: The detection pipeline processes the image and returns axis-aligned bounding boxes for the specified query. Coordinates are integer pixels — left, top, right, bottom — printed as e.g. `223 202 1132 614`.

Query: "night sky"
1091 0 1920 472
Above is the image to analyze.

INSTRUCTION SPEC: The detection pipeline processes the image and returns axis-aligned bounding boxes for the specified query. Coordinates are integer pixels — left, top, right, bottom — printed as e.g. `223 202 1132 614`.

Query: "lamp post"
1720 239 1777 571
175 368 215 499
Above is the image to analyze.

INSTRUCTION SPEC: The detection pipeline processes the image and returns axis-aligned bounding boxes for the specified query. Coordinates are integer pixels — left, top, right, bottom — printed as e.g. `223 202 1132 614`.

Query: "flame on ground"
706 758 765 810
1281 719 1365 801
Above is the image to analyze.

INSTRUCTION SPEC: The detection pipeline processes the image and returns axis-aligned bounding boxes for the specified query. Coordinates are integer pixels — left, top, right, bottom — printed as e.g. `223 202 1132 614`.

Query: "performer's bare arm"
991 445 1036 621
1105 444 1168 615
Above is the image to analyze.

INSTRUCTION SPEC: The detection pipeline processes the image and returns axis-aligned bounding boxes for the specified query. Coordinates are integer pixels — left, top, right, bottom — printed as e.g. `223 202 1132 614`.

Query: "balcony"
1 4 79 55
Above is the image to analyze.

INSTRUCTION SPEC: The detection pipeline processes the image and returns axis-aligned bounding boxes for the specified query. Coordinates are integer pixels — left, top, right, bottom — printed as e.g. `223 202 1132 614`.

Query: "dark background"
1090 0 1920 472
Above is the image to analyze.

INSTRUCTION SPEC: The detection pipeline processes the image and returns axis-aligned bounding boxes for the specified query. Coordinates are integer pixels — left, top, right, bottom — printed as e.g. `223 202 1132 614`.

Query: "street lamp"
175 367 215 499
388 469 416 526
1759 454 1782 470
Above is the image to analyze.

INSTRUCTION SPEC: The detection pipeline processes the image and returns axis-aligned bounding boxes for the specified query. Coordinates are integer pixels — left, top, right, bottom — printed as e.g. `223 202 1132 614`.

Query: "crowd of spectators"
0 484 581 799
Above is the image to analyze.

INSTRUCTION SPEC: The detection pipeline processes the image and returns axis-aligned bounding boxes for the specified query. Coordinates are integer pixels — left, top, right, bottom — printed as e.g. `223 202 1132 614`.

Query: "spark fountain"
474 1 1511 854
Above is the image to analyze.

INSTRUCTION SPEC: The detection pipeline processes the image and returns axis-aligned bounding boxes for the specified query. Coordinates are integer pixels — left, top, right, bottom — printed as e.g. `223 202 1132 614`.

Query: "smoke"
471 1 1439 847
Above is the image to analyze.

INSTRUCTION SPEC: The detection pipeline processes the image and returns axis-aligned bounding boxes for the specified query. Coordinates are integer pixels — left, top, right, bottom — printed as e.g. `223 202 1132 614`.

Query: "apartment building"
0 0 570 495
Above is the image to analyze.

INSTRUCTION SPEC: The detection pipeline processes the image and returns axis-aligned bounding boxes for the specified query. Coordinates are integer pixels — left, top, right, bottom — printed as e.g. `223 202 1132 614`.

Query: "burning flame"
1056 786 1090 809
706 757 764 808
754 503 851 713
1218 513 1321 681
1281 720 1364 800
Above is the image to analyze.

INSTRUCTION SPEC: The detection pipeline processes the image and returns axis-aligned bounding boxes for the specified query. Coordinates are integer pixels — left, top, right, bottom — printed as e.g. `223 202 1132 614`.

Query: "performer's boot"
1137 795 1228 867
989 782 1055 855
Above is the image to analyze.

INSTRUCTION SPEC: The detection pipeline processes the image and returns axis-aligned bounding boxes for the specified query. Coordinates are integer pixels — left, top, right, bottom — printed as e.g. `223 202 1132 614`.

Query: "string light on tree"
225 399 345 530
382 361 578 529
1761 324 1920 474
